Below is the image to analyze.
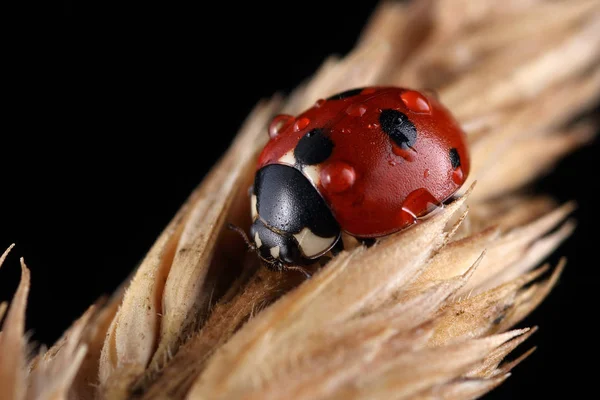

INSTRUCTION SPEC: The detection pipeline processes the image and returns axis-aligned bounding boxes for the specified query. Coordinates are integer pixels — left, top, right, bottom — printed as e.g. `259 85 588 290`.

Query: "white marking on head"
270 246 280 259
254 232 262 248
303 165 320 186
279 151 296 166
293 227 336 258
250 194 258 220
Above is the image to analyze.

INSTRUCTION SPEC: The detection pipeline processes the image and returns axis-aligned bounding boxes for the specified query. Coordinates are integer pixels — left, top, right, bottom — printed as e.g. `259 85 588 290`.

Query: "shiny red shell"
257 87 470 238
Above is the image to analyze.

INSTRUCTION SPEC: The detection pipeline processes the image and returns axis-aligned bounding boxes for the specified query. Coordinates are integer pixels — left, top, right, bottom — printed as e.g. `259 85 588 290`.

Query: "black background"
1 1 597 398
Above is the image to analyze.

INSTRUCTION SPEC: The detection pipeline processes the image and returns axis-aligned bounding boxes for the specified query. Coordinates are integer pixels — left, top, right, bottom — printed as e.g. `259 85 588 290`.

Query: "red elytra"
257 86 470 238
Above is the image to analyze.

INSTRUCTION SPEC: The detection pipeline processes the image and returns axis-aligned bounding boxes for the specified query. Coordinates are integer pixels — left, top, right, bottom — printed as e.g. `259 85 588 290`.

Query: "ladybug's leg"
285 265 312 279
357 237 377 248
330 237 345 256
266 259 312 279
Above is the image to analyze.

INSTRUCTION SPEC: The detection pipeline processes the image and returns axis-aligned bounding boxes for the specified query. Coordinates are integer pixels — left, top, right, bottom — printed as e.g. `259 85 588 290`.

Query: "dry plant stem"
71 293 124 400
139 264 308 399
0 248 27 400
97 98 281 398
27 306 91 400
187 194 472 398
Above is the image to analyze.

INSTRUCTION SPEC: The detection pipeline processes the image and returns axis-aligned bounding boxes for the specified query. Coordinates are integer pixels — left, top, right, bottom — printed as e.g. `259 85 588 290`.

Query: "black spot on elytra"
326 87 364 100
379 109 417 149
449 148 461 169
294 128 334 165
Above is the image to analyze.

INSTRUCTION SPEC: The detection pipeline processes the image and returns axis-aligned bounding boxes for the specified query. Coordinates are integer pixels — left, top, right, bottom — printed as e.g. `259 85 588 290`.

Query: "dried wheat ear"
1 0 599 399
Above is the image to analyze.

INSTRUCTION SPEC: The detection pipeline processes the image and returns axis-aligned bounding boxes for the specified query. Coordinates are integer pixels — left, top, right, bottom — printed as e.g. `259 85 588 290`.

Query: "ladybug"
248 86 470 270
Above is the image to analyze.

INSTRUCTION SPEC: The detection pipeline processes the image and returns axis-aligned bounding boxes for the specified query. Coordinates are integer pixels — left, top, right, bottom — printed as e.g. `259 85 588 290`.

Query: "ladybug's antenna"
269 259 312 279
227 223 256 251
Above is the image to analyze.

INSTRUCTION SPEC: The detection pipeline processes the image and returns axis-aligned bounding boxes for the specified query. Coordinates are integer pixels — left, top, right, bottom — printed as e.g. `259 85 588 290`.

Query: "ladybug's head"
249 219 306 269
249 164 340 268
